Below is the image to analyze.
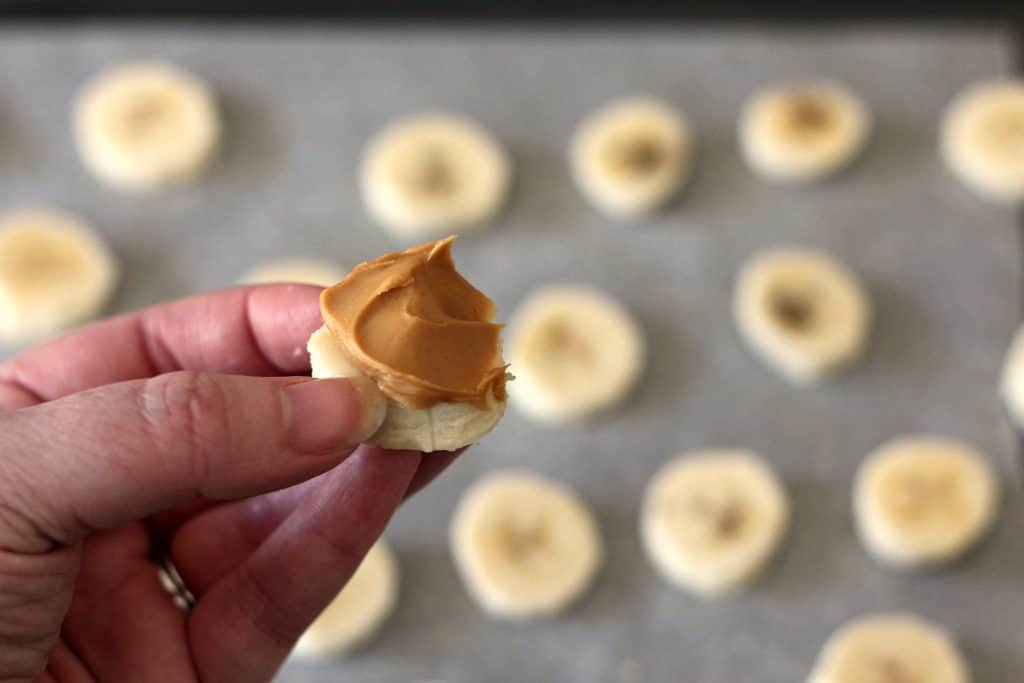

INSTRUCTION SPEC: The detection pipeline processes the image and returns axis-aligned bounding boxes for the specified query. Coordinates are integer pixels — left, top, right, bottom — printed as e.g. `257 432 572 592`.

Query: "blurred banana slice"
734 247 871 385
570 96 694 217
292 539 398 659
361 113 510 239
1000 325 1024 427
640 450 789 598
0 208 119 344
809 613 970 683
941 79 1024 204
307 325 504 452
238 259 346 287
854 435 999 569
73 61 220 190
506 284 645 423
450 470 603 620
739 80 871 182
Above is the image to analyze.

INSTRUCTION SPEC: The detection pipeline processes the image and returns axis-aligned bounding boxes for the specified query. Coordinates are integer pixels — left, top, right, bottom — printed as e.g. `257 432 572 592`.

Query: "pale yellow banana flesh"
506 284 645 423
640 450 789 598
570 96 693 217
1000 324 1024 427
740 79 871 182
942 79 1024 204
0 208 119 344
809 613 970 683
73 61 220 190
360 113 510 239
854 436 998 568
734 247 871 386
449 470 603 620
238 259 346 287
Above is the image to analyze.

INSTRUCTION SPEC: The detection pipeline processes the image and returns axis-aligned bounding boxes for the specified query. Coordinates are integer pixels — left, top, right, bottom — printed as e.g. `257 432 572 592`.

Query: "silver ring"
156 555 197 612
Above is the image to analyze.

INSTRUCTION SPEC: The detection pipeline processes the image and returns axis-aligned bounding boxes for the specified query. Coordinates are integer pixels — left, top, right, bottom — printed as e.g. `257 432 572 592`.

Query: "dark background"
1 0 1021 73
0 1 1021 21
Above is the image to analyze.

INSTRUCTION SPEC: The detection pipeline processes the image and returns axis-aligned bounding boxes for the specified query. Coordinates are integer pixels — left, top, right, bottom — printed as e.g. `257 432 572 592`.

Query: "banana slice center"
497 520 549 563
2 239 74 288
541 320 593 360
864 654 917 683
407 144 456 198
785 96 833 140
691 497 745 539
680 493 746 543
888 471 958 519
120 92 178 142
606 134 666 177
768 287 818 334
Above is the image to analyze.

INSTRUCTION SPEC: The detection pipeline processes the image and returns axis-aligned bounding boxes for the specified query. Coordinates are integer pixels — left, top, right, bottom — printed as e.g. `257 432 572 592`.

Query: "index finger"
0 284 323 408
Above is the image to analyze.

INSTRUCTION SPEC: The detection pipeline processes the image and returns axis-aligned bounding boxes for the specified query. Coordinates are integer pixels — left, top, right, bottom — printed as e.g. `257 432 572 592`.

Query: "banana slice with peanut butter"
307 237 508 452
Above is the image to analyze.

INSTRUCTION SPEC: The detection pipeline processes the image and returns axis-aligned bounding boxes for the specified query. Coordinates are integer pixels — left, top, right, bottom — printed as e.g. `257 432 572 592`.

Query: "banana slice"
450 470 603 620
292 539 399 658
360 113 510 239
734 247 871 385
739 80 871 182
307 325 504 452
941 80 1024 204
570 96 694 217
854 435 999 569
809 613 970 683
238 259 346 287
73 61 220 190
640 450 789 598
0 208 119 344
1000 325 1024 427
506 285 645 423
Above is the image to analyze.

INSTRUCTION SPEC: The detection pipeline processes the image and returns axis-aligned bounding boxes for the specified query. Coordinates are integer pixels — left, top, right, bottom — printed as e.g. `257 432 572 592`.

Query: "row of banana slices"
294 435 991 682
61 60 1024 215
4 60 1020 343
6 206 1024 431
0 205 867 405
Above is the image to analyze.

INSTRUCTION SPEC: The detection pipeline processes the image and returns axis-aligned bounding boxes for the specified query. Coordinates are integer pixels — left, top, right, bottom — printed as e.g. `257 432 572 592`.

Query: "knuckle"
0 502 51 554
0 550 70 680
308 508 369 572
139 371 232 487
0 417 64 552
237 563 307 648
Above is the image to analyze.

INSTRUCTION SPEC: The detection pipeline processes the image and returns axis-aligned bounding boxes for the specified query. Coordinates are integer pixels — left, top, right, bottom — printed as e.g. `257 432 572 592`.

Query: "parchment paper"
0 26 1019 683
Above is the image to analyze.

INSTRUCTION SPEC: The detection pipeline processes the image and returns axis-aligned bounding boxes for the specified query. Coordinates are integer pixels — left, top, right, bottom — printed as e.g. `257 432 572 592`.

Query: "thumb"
0 371 386 552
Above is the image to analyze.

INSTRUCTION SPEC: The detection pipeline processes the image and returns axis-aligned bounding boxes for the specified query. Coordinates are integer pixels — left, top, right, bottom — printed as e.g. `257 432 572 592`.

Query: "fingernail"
284 377 387 454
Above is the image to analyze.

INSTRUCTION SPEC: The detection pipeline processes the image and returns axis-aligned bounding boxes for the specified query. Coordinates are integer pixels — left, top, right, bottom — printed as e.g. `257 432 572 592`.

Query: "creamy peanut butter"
321 237 506 410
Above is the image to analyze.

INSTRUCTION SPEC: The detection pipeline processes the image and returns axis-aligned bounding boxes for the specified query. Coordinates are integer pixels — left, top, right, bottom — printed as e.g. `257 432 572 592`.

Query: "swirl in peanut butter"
321 237 506 410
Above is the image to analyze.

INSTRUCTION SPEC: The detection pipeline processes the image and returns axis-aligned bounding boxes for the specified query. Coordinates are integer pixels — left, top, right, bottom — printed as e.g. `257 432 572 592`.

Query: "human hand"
0 286 460 682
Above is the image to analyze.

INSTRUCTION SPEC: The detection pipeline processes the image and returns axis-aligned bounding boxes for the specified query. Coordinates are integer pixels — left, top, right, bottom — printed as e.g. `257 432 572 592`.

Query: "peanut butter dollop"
321 237 506 410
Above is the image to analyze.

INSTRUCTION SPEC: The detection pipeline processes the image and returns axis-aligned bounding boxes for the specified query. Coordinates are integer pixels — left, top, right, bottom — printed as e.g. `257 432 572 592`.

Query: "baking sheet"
0 26 1021 683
